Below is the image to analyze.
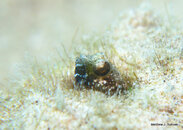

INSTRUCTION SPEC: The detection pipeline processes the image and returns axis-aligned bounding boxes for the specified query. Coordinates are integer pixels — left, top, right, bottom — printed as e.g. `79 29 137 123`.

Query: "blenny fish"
74 53 127 95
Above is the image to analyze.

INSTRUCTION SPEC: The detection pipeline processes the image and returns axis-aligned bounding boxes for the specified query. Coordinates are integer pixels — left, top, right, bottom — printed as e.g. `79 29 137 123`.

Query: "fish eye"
93 60 110 76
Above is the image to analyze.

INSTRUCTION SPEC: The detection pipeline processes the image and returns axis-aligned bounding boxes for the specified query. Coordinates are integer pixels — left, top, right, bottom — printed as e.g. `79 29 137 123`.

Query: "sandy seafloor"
1 0 183 129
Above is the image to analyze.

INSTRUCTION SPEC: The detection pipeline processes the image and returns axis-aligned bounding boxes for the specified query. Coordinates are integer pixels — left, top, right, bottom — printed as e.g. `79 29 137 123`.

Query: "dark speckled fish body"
74 53 126 95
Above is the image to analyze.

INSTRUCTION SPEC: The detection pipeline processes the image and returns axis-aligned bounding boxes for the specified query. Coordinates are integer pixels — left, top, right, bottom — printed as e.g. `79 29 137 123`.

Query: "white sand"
1 2 183 129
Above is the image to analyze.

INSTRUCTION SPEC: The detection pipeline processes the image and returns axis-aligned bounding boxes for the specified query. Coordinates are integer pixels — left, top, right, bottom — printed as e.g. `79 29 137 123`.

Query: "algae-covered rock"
1 3 183 130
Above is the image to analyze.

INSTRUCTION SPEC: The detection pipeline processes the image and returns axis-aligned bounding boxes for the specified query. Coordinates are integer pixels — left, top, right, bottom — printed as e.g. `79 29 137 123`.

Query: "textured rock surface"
1 3 183 129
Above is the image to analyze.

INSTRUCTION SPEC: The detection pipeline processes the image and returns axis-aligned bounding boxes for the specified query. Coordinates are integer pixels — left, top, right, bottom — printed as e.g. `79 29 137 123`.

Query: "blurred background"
0 0 182 83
